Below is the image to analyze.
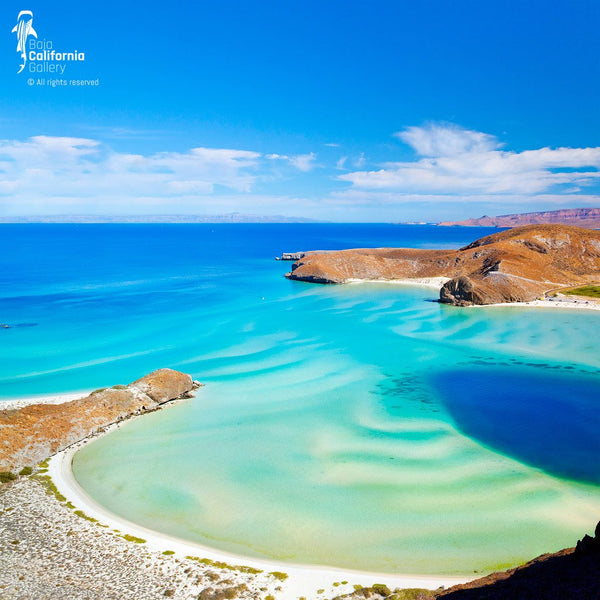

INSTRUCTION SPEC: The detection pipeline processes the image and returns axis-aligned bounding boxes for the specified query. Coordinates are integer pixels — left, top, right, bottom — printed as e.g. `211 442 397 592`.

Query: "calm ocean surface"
2 224 599 574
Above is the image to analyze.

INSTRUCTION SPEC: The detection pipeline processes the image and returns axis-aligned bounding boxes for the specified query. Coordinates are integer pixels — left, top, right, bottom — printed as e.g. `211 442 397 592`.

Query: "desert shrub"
372 584 392 596
122 534 146 543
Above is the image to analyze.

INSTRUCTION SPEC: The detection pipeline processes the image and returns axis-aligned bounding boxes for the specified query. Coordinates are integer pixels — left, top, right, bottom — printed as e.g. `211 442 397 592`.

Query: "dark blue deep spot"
432 367 600 485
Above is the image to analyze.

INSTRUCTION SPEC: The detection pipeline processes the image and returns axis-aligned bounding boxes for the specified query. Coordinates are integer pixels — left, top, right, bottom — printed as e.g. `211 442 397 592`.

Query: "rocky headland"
285 224 600 306
0 368 198 473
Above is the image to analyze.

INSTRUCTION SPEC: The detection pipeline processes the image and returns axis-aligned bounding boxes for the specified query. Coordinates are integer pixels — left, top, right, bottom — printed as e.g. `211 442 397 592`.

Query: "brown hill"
285 224 600 306
439 207 600 228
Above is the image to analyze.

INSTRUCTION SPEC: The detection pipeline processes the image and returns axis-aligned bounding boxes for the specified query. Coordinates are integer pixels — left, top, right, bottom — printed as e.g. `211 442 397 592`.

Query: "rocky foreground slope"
0 368 197 472
286 224 600 306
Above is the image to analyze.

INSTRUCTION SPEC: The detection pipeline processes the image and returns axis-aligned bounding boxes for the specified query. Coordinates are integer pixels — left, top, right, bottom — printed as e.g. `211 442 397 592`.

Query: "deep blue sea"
1 223 599 574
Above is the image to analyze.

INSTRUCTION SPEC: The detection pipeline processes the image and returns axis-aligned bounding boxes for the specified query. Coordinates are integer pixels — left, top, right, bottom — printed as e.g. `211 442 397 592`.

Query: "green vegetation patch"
185 555 262 574
162 550 175 555
268 571 288 581
74 509 98 523
121 533 146 543
371 584 392 597
562 285 600 298
0 471 17 483
32 474 66 502
18 466 33 476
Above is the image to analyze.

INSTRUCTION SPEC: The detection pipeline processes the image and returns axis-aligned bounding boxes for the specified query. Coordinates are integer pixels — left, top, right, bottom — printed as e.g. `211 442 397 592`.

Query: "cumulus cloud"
340 123 600 198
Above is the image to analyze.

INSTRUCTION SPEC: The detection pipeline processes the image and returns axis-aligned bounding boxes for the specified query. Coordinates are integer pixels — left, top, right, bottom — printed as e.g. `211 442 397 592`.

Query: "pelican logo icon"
12 10 37 73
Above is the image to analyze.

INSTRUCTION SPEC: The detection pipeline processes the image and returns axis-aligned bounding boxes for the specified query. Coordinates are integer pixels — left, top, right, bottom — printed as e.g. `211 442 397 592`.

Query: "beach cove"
2 224 600 596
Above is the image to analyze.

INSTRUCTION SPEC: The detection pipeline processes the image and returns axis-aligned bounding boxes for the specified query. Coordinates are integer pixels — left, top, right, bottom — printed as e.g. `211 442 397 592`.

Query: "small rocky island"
286 224 600 306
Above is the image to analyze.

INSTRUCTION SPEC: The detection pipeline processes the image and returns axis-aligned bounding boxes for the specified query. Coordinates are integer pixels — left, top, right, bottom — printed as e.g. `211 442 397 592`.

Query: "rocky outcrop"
286 224 600 306
129 369 195 404
439 207 600 229
437 521 600 599
0 369 198 472
278 252 306 261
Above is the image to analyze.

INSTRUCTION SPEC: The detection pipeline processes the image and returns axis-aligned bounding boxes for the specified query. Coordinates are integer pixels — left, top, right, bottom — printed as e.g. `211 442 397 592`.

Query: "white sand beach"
346 277 452 289
1 390 472 598
0 391 92 411
345 278 600 311
46 413 470 599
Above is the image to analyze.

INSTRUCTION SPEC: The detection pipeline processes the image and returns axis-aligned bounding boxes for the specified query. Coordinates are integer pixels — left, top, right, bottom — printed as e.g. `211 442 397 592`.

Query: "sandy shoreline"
345 276 451 290
345 278 600 311
0 391 92 411
45 407 470 599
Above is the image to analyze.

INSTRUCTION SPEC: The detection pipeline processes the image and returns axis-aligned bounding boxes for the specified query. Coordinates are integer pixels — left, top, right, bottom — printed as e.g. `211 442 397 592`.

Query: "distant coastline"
0 214 319 224
438 207 600 229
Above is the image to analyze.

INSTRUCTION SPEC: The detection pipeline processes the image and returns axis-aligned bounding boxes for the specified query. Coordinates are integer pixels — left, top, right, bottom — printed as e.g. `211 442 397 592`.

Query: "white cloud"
340 124 600 197
0 136 329 216
353 152 366 168
0 137 261 201
396 123 500 156
335 156 348 170
266 151 317 171
288 152 317 172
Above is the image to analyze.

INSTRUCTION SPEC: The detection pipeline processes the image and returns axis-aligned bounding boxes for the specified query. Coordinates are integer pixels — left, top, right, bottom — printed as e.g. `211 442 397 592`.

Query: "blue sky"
2 0 600 221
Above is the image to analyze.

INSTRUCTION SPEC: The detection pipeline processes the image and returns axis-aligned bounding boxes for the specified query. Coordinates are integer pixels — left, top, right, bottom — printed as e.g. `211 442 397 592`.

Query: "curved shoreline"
343 278 600 310
48 412 472 598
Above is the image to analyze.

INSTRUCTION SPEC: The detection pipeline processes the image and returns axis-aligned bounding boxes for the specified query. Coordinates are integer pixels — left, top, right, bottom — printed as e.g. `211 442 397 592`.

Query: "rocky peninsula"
285 224 600 306
0 368 198 473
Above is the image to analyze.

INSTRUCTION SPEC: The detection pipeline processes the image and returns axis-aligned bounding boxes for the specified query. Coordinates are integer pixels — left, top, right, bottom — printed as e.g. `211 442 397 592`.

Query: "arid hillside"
439 207 600 228
286 224 600 306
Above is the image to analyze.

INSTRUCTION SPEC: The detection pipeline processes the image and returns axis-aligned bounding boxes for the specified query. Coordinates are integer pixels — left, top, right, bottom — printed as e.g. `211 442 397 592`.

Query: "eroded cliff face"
0 369 197 472
286 224 600 306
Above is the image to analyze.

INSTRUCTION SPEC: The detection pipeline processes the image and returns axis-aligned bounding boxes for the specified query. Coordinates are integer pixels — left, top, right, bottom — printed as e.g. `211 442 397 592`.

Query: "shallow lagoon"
2 224 599 574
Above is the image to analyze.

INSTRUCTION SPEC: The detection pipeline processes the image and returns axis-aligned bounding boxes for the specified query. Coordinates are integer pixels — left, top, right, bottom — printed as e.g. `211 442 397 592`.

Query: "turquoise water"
2 225 600 574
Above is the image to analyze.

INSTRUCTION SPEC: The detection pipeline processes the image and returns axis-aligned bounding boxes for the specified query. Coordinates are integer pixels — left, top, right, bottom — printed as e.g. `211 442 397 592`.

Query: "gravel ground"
0 476 281 600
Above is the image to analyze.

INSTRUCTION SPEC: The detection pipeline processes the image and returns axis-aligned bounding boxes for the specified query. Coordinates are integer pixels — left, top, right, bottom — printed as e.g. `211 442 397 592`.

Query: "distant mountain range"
0 213 317 224
438 207 600 228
